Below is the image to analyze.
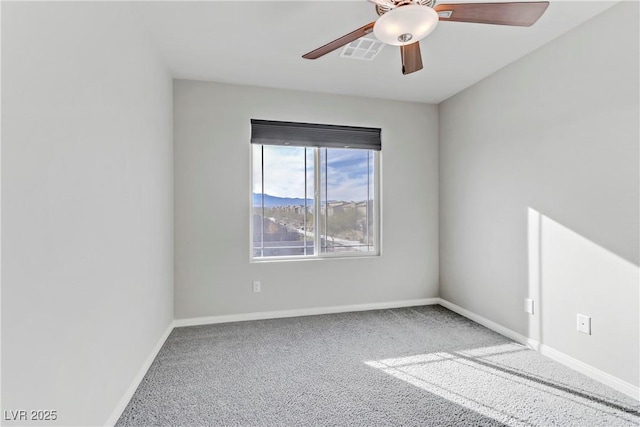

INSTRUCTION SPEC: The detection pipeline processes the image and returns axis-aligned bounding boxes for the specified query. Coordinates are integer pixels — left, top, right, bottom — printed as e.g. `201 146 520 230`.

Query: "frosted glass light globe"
373 5 439 46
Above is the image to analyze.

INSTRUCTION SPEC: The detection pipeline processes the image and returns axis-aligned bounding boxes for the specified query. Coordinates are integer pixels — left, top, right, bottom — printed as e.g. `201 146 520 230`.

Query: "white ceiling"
131 1 617 104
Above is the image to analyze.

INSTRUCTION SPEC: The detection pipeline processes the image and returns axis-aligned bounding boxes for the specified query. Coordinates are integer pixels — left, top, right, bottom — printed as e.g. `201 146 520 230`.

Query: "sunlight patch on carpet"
365 343 639 426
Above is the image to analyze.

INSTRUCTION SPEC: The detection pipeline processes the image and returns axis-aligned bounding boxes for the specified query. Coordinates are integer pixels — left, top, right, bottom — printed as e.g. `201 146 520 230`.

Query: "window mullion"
313 147 321 257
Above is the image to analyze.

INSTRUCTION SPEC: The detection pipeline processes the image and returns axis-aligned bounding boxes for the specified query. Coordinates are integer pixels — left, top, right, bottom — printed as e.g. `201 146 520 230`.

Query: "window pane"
252 145 313 257
320 148 376 254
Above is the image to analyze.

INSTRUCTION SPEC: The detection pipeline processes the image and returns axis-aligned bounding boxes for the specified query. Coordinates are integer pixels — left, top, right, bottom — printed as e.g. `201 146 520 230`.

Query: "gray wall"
174 80 438 319
1 3 174 425
439 2 639 386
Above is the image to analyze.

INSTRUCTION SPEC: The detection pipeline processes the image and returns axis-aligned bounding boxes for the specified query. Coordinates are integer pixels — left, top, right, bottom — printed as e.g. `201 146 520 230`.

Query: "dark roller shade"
251 119 381 151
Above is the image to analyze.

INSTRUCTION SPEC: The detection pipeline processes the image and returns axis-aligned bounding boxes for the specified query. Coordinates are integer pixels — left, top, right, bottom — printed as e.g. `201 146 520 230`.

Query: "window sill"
250 253 380 264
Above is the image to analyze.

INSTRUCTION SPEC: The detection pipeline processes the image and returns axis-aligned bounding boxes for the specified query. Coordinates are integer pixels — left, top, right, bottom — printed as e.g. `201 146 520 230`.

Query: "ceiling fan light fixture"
373 5 439 46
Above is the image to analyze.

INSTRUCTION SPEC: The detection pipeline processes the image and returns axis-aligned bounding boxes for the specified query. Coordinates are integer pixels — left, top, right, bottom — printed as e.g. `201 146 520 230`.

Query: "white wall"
174 80 438 319
439 2 639 387
1 3 173 425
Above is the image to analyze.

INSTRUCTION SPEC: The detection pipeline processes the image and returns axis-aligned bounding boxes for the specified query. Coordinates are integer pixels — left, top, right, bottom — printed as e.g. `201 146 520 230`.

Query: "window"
251 120 381 259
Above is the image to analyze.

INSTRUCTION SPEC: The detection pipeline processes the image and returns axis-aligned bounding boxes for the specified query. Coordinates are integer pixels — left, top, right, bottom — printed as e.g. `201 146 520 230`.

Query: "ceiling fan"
302 0 550 75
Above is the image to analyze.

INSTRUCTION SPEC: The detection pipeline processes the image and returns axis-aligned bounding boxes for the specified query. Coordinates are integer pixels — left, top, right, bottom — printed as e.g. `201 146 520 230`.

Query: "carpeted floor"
117 305 639 426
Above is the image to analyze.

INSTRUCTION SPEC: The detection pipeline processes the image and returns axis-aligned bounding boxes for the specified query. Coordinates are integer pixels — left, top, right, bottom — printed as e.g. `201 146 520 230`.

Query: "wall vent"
340 37 385 61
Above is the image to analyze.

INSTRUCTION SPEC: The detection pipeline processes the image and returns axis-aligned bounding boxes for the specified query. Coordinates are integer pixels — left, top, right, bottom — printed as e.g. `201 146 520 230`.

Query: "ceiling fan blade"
400 42 423 75
435 2 549 27
302 22 375 60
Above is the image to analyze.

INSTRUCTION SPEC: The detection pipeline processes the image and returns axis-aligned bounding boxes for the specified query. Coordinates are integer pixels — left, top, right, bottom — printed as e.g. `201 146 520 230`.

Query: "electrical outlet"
577 314 591 335
252 281 261 293
524 298 534 314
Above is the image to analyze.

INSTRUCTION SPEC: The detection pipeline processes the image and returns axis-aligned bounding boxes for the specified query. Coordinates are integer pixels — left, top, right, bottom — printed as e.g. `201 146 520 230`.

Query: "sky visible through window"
254 145 371 201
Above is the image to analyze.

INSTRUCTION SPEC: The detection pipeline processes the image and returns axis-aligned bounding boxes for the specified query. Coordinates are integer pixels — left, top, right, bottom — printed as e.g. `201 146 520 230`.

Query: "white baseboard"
437 298 539 349
104 322 175 426
438 298 639 401
174 298 440 328
539 344 639 401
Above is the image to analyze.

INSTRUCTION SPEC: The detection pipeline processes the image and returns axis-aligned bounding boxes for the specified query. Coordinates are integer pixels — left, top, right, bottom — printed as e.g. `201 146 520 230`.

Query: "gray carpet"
117 305 639 426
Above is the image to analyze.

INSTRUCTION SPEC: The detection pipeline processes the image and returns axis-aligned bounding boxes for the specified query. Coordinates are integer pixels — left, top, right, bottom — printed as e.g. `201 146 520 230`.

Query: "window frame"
249 144 381 262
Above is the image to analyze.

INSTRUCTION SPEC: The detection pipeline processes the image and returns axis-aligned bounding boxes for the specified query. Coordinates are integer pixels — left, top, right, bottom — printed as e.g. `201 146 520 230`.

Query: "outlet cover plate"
253 281 261 293
577 314 591 335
